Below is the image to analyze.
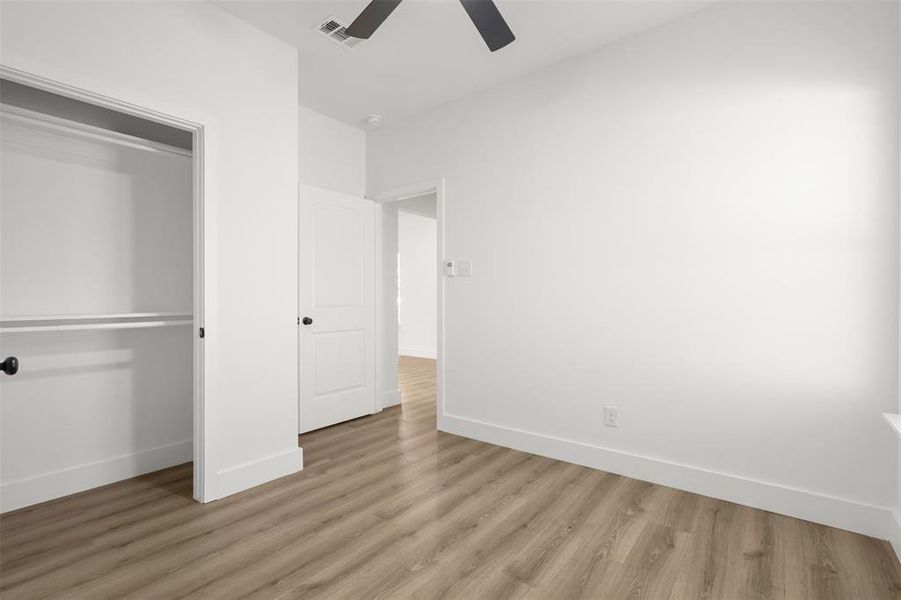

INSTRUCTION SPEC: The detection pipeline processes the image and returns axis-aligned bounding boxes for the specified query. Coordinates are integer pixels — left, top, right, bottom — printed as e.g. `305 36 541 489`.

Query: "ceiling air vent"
315 17 365 50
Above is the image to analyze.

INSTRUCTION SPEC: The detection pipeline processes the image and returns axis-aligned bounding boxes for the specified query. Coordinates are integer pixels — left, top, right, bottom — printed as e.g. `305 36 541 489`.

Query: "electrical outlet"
604 406 619 428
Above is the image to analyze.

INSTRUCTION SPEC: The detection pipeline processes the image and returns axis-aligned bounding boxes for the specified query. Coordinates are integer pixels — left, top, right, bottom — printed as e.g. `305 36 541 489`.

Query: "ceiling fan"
345 0 515 52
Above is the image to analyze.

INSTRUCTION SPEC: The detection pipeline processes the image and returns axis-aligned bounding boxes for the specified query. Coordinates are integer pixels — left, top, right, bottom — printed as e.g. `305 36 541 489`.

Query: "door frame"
0 65 216 503
372 179 447 428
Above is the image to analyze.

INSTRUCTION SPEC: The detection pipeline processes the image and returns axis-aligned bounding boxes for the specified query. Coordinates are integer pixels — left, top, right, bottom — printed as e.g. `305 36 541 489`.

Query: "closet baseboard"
1 440 192 513
890 509 901 563
215 447 303 500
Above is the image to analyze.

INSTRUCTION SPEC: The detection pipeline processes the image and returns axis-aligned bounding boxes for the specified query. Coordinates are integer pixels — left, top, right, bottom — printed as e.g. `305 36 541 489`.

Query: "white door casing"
0 58 217 505
299 184 376 433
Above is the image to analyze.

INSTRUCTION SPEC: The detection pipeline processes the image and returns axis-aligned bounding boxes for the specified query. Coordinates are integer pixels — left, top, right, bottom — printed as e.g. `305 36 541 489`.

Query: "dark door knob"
1 356 19 376
302 317 313 326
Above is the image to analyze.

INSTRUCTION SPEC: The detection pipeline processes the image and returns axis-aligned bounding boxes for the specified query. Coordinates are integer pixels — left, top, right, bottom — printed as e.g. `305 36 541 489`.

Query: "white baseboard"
381 389 402 409
1 440 192 513
215 447 303 500
399 347 437 359
890 509 901 563
440 414 893 541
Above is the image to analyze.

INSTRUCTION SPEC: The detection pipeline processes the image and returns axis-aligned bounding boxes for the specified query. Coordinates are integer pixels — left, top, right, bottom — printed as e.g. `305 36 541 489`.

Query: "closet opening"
0 73 207 511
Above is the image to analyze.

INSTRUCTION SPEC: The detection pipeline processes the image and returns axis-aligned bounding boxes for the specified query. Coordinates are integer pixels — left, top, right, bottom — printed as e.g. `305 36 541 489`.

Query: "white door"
299 184 376 433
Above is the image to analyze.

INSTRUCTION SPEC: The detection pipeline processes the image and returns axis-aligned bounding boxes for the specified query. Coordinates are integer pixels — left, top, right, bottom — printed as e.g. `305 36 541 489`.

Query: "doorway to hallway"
395 194 438 417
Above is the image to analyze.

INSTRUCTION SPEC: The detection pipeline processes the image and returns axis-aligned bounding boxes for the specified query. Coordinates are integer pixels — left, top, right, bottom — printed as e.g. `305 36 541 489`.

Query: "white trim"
890 510 901 563
436 181 446 427
0 440 192 513
0 103 192 157
441 413 895 541
216 447 303 499
371 179 445 204
0 64 211 133
191 113 213 503
381 389 402 409
0 64 214 503
372 179 446 420
399 347 437 359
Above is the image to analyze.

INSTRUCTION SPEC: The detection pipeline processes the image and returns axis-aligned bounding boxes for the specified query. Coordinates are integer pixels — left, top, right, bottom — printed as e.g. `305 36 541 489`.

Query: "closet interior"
0 80 195 512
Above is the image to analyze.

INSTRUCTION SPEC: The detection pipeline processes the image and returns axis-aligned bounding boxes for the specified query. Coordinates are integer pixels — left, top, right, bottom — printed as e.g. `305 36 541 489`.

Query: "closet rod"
0 312 192 323
0 319 193 335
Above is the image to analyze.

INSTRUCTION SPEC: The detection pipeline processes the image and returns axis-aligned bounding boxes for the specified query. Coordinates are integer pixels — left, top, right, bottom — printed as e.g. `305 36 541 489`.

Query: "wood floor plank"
1 355 898 599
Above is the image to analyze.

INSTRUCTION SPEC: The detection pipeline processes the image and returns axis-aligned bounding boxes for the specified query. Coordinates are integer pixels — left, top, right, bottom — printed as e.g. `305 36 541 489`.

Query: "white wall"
1 1 301 500
368 1 900 539
300 106 365 197
398 212 437 358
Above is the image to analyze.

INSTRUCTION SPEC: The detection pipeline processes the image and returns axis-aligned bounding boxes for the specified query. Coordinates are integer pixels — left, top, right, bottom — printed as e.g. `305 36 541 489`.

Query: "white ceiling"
215 0 713 128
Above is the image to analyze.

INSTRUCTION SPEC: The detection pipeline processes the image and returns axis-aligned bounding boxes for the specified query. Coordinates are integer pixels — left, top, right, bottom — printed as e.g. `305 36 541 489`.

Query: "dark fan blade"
345 0 403 39
459 0 515 52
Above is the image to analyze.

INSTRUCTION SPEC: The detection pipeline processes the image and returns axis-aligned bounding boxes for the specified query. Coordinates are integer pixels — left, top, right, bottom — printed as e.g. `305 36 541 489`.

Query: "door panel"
314 330 365 395
299 185 375 433
314 206 364 307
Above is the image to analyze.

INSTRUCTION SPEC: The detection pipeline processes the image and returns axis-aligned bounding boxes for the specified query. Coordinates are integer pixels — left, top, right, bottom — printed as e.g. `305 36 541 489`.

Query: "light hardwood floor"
1 355 899 599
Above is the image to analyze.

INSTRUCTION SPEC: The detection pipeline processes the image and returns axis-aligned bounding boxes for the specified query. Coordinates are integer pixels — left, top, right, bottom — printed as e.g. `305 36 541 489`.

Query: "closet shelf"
0 312 193 334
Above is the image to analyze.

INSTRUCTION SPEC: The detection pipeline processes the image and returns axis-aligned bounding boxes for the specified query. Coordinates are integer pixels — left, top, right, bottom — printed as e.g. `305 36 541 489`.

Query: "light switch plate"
444 260 456 277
